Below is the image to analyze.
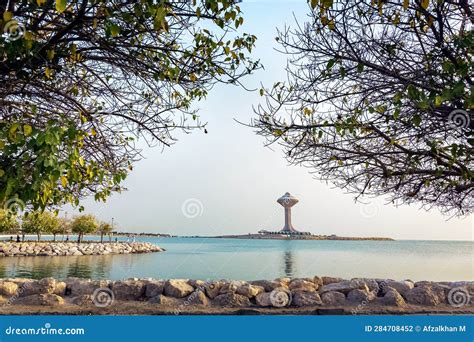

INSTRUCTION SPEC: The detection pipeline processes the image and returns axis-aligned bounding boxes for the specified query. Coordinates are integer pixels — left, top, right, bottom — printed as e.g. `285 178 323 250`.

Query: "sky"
65 1 472 241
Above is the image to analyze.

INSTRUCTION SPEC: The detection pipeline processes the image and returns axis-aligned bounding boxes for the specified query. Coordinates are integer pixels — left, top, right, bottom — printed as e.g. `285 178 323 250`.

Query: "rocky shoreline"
0 242 164 257
0 276 471 315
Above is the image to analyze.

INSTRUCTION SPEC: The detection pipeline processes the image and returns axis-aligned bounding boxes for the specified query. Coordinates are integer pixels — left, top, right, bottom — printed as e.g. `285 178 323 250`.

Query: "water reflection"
281 241 296 277
283 250 294 277
0 255 112 279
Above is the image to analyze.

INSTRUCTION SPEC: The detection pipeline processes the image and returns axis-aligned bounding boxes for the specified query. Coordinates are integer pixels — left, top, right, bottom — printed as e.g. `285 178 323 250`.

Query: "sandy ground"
0 302 472 315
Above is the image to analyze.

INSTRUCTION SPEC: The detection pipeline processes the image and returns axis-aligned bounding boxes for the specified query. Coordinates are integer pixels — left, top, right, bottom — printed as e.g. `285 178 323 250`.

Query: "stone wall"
0 276 472 313
0 242 164 257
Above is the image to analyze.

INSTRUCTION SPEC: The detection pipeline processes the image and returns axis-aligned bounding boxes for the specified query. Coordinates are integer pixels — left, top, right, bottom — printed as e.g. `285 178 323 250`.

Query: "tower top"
277 192 299 208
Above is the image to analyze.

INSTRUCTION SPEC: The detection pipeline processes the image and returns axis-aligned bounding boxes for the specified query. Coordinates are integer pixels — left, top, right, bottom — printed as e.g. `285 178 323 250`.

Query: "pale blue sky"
66 1 472 241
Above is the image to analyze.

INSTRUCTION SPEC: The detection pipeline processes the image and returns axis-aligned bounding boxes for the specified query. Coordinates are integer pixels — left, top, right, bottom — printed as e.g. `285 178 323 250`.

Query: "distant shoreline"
112 232 394 241
206 234 394 241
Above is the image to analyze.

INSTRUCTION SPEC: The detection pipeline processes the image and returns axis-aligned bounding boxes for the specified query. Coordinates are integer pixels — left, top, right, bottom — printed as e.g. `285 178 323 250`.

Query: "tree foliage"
98 221 113 242
22 210 61 240
254 0 473 215
70 214 98 242
0 0 258 211
0 209 19 233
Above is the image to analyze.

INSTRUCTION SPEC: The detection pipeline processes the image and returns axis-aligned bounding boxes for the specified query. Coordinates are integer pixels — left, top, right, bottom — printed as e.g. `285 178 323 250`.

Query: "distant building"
276 192 311 236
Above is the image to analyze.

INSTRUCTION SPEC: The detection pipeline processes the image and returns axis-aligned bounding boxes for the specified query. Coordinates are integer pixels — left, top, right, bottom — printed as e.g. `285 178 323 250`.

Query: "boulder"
292 291 322 307
414 281 433 287
236 284 264 298
405 285 445 306
72 295 93 306
289 279 317 292
164 279 194 298
322 276 344 285
188 279 206 289
255 292 273 307
213 293 251 307
381 288 406 307
3 278 34 287
149 294 183 306
111 280 145 300
382 280 414 297
67 279 110 296
275 277 291 286
219 281 241 294
249 280 284 292
204 281 223 299
321 291 346 306
320 280 369 294
347 289 376 303
351 278 379 292
185 290 209 306
14 294 64 306
444 281 474 293
313 276 324 287
54 281 67 296
0 281 19 297
145 280 165 298
20 278 56 297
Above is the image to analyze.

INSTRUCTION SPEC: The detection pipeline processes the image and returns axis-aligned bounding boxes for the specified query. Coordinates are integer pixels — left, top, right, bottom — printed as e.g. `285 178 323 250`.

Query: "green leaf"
3 11 13 22
274 129 283 136
9 123 19 140
340 66 346 78
412 114 422 127
326 59 335 70
46 49 55 61
56 0 67 13
393 108 400 120
109 24 121 37
23 125 33 136
407 84 418 100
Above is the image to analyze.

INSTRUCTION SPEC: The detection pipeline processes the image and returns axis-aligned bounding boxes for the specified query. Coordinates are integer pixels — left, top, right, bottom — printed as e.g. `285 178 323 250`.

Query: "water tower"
277 192 300 234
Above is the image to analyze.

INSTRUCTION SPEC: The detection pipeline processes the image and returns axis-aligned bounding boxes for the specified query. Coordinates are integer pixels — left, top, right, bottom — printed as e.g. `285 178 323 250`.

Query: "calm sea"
0 236 472 281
